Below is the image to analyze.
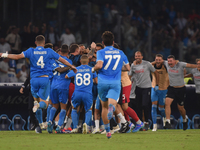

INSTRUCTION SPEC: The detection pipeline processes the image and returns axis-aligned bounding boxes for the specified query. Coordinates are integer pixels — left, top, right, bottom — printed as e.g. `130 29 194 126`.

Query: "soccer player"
129 51 159 131
184 58 200 128
113 43 142 132
151 54 169 131
163 55 197 130
47 45 72 133
0 35 76 132
92 31 130 138
65 54 97 134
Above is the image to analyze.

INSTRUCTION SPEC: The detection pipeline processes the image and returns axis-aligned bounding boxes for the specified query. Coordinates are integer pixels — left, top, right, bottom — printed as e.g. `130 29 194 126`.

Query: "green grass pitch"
0 130 200 150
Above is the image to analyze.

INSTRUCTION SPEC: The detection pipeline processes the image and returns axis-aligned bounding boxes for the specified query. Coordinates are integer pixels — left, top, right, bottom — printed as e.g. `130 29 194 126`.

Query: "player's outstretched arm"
58 57 77 73
186 63 197 68
184 73 193 78
55 66 71 73
122 64 130 71
0 53 24 60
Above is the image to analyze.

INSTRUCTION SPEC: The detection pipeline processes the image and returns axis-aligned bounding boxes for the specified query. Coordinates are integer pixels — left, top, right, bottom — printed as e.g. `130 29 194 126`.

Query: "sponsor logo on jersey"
135 69 144 73
169 69 179 73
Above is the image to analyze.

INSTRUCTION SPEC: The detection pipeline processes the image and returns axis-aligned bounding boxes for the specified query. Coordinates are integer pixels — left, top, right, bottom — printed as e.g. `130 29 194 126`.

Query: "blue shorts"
30 77 50 101
151 88 167 106
95 95 101 110
50 88 69 104
98 83 121 102
71 91 93 111
92 84 98 100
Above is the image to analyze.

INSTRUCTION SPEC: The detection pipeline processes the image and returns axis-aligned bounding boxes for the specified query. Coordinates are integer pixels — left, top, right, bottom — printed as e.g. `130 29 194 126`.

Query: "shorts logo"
122 94 125 100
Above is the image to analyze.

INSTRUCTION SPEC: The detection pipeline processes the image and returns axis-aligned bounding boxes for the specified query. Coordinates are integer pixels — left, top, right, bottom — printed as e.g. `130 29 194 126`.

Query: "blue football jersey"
23 46 60 78
51 56 72 89
96 46 129 84
67 65 97 94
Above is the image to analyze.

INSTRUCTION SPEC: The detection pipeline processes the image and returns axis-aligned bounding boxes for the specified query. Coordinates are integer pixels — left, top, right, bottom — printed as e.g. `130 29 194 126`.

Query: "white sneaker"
113 125 120 133
82 123 88 134
71 128 78 133
39 123 45 130
92 128 100 134
101 129 114 134
33 101 39 113
152 124 157 131
163 117 167 127
100 125 104 132
110 130 115 134
101 130 106 134
43 122 48 130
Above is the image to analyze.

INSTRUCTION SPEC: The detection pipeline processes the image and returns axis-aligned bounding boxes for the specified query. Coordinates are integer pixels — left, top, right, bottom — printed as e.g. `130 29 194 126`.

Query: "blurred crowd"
1 0 200 82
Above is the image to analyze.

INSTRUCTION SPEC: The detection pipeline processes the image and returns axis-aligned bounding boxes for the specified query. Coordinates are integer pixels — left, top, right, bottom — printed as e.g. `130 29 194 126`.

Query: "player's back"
97 46 128 84
74 65 96 94
23 46 60 78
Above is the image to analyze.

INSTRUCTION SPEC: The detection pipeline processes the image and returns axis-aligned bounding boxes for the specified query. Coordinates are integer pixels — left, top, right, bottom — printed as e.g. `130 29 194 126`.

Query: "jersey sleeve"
164 60 168 66
67 70 76 78
96 51 104 62
179 62 187 68
22 48 32 59
122 52 129 65
128 63 134 76
51 59 59 71
49 48 60 60
93 72 97 79
147 62 156 72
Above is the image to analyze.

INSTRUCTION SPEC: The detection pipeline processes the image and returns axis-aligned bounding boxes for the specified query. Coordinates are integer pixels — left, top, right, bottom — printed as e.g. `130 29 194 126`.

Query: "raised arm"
88 42 96 57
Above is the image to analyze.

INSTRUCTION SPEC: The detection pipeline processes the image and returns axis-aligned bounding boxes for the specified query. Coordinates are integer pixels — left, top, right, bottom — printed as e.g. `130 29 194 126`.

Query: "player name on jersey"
34 51 47 54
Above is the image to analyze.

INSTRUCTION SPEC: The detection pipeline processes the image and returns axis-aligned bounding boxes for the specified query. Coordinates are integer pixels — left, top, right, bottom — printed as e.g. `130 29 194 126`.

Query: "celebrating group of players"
0 31 199 139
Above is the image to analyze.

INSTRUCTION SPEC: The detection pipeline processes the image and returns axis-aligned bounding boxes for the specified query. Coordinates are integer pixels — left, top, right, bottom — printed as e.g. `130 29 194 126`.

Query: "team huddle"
0 31 199 139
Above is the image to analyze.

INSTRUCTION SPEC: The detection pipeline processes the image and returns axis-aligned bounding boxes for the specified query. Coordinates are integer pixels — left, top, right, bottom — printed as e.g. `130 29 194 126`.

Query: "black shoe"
183 119 188 131
143 122 149 131
139 128 143 131
30 124 37 130
119 121 130 133
164 121 171 129
35 126 42 133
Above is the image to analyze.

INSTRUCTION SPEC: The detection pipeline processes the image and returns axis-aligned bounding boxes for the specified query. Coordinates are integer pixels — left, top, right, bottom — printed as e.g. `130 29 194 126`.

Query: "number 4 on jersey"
37 56 45 68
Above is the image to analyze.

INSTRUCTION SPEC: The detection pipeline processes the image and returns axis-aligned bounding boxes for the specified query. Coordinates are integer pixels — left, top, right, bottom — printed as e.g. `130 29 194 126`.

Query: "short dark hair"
156 54 163 59
44 43 53 48
35 35 45 43
96 43 104 49
167 55 175 59
69 44 79 53
113 43 120 49
102 31 114 46
135 51 143 56
61 44 69 53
